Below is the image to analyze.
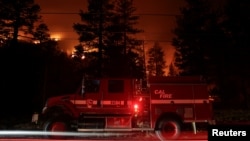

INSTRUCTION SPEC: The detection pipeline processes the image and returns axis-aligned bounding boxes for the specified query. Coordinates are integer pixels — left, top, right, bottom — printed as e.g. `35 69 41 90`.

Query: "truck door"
78 79 102 108
101 78 133 128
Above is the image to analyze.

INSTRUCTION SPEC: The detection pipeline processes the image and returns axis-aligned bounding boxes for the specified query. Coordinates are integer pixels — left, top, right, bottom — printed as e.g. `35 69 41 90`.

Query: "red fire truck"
38 76 214 140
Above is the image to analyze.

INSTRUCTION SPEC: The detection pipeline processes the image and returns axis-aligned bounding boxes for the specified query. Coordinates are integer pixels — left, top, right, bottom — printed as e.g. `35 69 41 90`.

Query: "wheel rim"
51 122 67 132
156 120 180 140
161 121 178 138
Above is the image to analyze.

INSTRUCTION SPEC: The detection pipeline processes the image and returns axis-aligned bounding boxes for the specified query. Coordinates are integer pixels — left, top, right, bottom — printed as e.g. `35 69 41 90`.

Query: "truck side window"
85 79 100 93
108 80 124 93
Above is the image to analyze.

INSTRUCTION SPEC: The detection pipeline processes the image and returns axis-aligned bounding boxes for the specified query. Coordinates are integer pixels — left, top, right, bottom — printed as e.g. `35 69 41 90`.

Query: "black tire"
155 119 181 140
43 117 71 139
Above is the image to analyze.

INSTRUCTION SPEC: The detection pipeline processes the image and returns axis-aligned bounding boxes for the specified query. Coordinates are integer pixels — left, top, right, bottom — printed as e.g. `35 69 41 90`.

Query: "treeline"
1 0 250 120
173 0 250 109
0 0 145 117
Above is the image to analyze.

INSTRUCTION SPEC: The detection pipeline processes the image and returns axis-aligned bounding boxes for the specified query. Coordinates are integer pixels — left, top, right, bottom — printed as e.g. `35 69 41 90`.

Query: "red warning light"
134 104 139 112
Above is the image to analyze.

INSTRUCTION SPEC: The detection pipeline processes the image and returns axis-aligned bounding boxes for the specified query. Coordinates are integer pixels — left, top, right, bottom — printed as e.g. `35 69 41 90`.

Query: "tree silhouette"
168 62 178 76
73 0 144 78
146 42 166 76
172 0 217 76
33 23 50 43
0 0 42 46
105 0 144 78
172 0 250 108
73 0 114 77
221 0 250 108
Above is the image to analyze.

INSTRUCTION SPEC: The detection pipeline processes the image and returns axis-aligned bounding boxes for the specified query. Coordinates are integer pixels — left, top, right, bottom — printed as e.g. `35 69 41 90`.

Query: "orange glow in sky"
35 0 186 75
50 34 62 41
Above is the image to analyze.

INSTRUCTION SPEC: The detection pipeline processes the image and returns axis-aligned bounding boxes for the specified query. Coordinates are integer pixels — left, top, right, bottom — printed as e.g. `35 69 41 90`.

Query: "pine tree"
168 62 178 76
221 0 250 108
146 42 166 77
0 0 41 46
172 0 250 108
73 0 114 77
33 23 50 43
73 0 144 78
172 0 220 76
105 0 144 78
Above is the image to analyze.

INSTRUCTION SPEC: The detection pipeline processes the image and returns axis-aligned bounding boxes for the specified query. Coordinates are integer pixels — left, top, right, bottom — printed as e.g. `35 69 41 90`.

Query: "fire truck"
38 76 214 140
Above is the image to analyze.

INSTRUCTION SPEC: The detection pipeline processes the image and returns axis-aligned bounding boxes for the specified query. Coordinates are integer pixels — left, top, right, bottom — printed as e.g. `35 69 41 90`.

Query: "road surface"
0 130 207 141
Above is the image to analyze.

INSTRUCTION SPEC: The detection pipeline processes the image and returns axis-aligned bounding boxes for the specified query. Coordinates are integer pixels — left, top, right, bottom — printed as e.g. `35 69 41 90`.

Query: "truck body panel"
148 76 213 126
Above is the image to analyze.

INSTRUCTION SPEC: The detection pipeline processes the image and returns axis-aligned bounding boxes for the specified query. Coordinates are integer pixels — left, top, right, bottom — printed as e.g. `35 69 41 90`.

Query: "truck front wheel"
155 119 181 140
43 117 71 139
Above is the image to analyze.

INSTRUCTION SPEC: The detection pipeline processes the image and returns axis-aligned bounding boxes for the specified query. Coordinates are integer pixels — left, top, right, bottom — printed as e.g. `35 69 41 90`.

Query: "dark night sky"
35 0 186 74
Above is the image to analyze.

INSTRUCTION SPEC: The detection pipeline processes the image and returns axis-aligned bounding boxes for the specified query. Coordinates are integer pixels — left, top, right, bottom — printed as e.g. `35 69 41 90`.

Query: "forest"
0 0 250 126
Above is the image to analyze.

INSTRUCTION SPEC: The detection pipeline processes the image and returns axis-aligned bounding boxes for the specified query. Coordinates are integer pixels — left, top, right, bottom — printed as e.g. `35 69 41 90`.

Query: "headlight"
31 112 39 124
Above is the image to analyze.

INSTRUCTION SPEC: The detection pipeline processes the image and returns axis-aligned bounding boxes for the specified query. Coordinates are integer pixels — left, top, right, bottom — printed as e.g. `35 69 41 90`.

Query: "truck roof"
148 76 206 84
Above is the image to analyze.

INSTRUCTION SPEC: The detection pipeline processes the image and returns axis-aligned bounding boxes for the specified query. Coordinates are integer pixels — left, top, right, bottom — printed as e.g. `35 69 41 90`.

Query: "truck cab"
40 78 145 131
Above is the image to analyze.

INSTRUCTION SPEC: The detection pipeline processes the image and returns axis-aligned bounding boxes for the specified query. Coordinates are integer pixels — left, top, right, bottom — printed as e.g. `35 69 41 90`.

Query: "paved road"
0 130 208 141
